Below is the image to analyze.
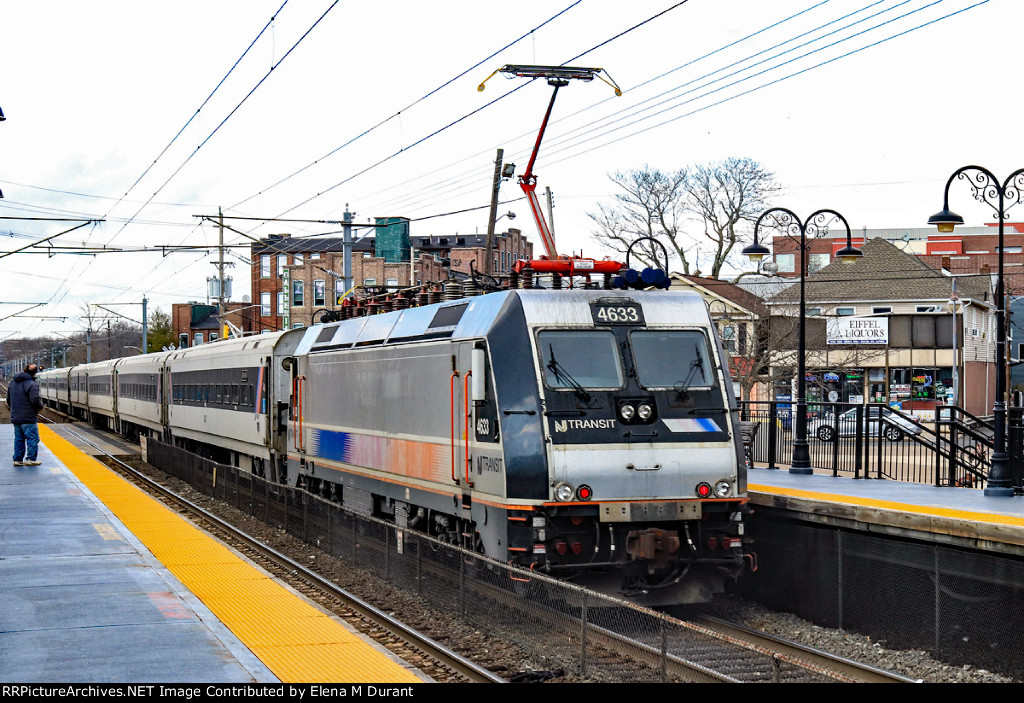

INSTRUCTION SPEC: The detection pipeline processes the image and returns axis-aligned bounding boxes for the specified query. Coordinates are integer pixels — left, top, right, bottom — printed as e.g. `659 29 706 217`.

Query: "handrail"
463 370 474 487
450 371 459 483
292 375 306 452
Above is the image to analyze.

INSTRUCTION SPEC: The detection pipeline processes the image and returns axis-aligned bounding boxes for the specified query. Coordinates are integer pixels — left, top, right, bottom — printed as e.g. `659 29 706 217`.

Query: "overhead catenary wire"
270 0 697 219
229 0 587 212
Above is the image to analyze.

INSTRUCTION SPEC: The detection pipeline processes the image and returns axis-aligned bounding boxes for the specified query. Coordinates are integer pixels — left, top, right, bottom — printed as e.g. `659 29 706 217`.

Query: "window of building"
294 253 303 264
210 333 218 342
386 277 399 287
260 255 270 278
364 278 377 286
278 254 287 270
193 333 204 346
775 253 795 273
313 279 326 306
336 279 345 304
720 325 736 352
292 323 304 329
292 280 304 306
916 305 940 313
277 292 284 313
310 252 320 260
808 253 831 273
807 307 822 316
836 307 856 316
872 306 892 314
260 292 271 317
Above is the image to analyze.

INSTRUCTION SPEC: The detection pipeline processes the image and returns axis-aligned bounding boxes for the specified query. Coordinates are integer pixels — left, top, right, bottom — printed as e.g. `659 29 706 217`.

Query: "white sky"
1 0 1019 340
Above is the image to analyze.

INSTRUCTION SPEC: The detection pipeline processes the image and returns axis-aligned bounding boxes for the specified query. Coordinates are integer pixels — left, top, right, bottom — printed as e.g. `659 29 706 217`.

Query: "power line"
271 0 696 218
104 0 340 248
229 0 586 211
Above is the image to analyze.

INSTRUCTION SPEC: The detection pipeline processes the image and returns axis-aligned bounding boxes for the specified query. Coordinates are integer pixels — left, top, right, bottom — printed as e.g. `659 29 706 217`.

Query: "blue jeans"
13 423 39 462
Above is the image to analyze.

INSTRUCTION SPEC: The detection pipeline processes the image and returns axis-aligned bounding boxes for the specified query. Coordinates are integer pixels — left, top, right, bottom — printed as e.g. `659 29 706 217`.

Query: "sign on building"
826 317 888 345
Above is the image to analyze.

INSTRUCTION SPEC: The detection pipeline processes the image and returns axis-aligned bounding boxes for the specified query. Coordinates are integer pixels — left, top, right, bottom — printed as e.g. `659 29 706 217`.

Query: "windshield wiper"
673 345 706 400
547 344 593 404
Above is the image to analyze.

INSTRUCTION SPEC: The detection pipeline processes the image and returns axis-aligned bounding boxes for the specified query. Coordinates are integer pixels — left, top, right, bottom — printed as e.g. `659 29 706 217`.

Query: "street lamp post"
743 208 863 474
928 166 1024 497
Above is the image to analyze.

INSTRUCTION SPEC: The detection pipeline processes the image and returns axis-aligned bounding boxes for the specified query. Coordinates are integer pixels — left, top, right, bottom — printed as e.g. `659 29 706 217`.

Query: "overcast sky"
1 0 1018 340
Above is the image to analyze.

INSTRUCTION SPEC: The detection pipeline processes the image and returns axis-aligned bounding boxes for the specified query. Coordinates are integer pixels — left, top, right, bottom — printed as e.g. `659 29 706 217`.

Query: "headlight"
714 480 731 497
554 482 575 502
619 403 635 421
637 402 654 420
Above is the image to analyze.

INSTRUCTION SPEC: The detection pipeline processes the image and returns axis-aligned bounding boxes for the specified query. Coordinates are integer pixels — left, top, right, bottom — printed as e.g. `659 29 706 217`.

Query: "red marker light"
576 484 593 501
696 482 712 498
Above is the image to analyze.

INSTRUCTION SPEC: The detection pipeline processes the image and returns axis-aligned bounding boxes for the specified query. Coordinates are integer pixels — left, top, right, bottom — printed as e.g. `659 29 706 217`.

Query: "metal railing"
738 401 1018 490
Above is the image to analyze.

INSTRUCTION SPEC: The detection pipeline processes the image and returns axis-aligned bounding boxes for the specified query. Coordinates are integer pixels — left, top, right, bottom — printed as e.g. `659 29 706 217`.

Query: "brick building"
171 302 257 347
250 229 533 330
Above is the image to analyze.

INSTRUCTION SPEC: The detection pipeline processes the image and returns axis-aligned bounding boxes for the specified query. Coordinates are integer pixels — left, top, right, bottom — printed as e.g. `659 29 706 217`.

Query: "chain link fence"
145 439 834 683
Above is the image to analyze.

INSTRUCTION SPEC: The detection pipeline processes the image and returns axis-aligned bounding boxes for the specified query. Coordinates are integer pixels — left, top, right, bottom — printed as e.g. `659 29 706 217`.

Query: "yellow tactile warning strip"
749 482 1024 528
39 425 423 684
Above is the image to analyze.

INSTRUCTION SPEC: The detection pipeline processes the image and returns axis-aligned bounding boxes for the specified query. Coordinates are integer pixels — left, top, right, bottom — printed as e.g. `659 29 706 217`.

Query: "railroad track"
49 419 918 684
56 424 505 684
692 616 921 683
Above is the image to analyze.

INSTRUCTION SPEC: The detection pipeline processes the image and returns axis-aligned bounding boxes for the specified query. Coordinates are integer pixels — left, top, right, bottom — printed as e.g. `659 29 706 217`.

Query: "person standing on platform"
7 363 43 466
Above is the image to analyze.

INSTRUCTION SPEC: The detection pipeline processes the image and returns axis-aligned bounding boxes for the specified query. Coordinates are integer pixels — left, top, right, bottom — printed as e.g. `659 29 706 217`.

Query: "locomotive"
39 285 750 604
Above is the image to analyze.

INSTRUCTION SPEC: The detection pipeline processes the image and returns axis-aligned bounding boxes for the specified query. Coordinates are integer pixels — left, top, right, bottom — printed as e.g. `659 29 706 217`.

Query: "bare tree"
588 158 779 276
588 167 691 271
682 157 780 278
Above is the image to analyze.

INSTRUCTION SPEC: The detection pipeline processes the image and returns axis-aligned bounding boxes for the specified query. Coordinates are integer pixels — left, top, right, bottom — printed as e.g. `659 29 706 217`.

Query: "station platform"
0 423 429 684
748 465 1024 556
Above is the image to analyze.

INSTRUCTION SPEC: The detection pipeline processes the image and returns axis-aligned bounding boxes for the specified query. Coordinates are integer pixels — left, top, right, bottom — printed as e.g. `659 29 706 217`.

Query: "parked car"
809 406 922 442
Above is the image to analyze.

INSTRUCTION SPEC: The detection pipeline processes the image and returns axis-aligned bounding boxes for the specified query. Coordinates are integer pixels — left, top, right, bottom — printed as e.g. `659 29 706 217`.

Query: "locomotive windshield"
538 330 624 390
630 330 715 390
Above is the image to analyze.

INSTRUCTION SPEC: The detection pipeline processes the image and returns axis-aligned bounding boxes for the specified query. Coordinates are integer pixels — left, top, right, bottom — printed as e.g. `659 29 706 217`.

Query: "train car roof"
298 288 712 354
165 330 288 361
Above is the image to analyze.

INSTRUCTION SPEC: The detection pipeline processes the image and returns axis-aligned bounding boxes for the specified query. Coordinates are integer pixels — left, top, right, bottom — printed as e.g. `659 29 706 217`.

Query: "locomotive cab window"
537 330 624 390
630 330 715 390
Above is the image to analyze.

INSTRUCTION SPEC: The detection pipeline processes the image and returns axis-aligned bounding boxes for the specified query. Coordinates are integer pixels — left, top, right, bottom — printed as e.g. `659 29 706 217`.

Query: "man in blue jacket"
7 364 43 466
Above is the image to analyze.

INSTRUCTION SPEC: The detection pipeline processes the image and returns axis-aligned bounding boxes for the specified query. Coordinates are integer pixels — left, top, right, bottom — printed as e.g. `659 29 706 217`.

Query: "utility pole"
484 149 504 275
142 297 148 354
343 206 354 298
218 207 226 328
